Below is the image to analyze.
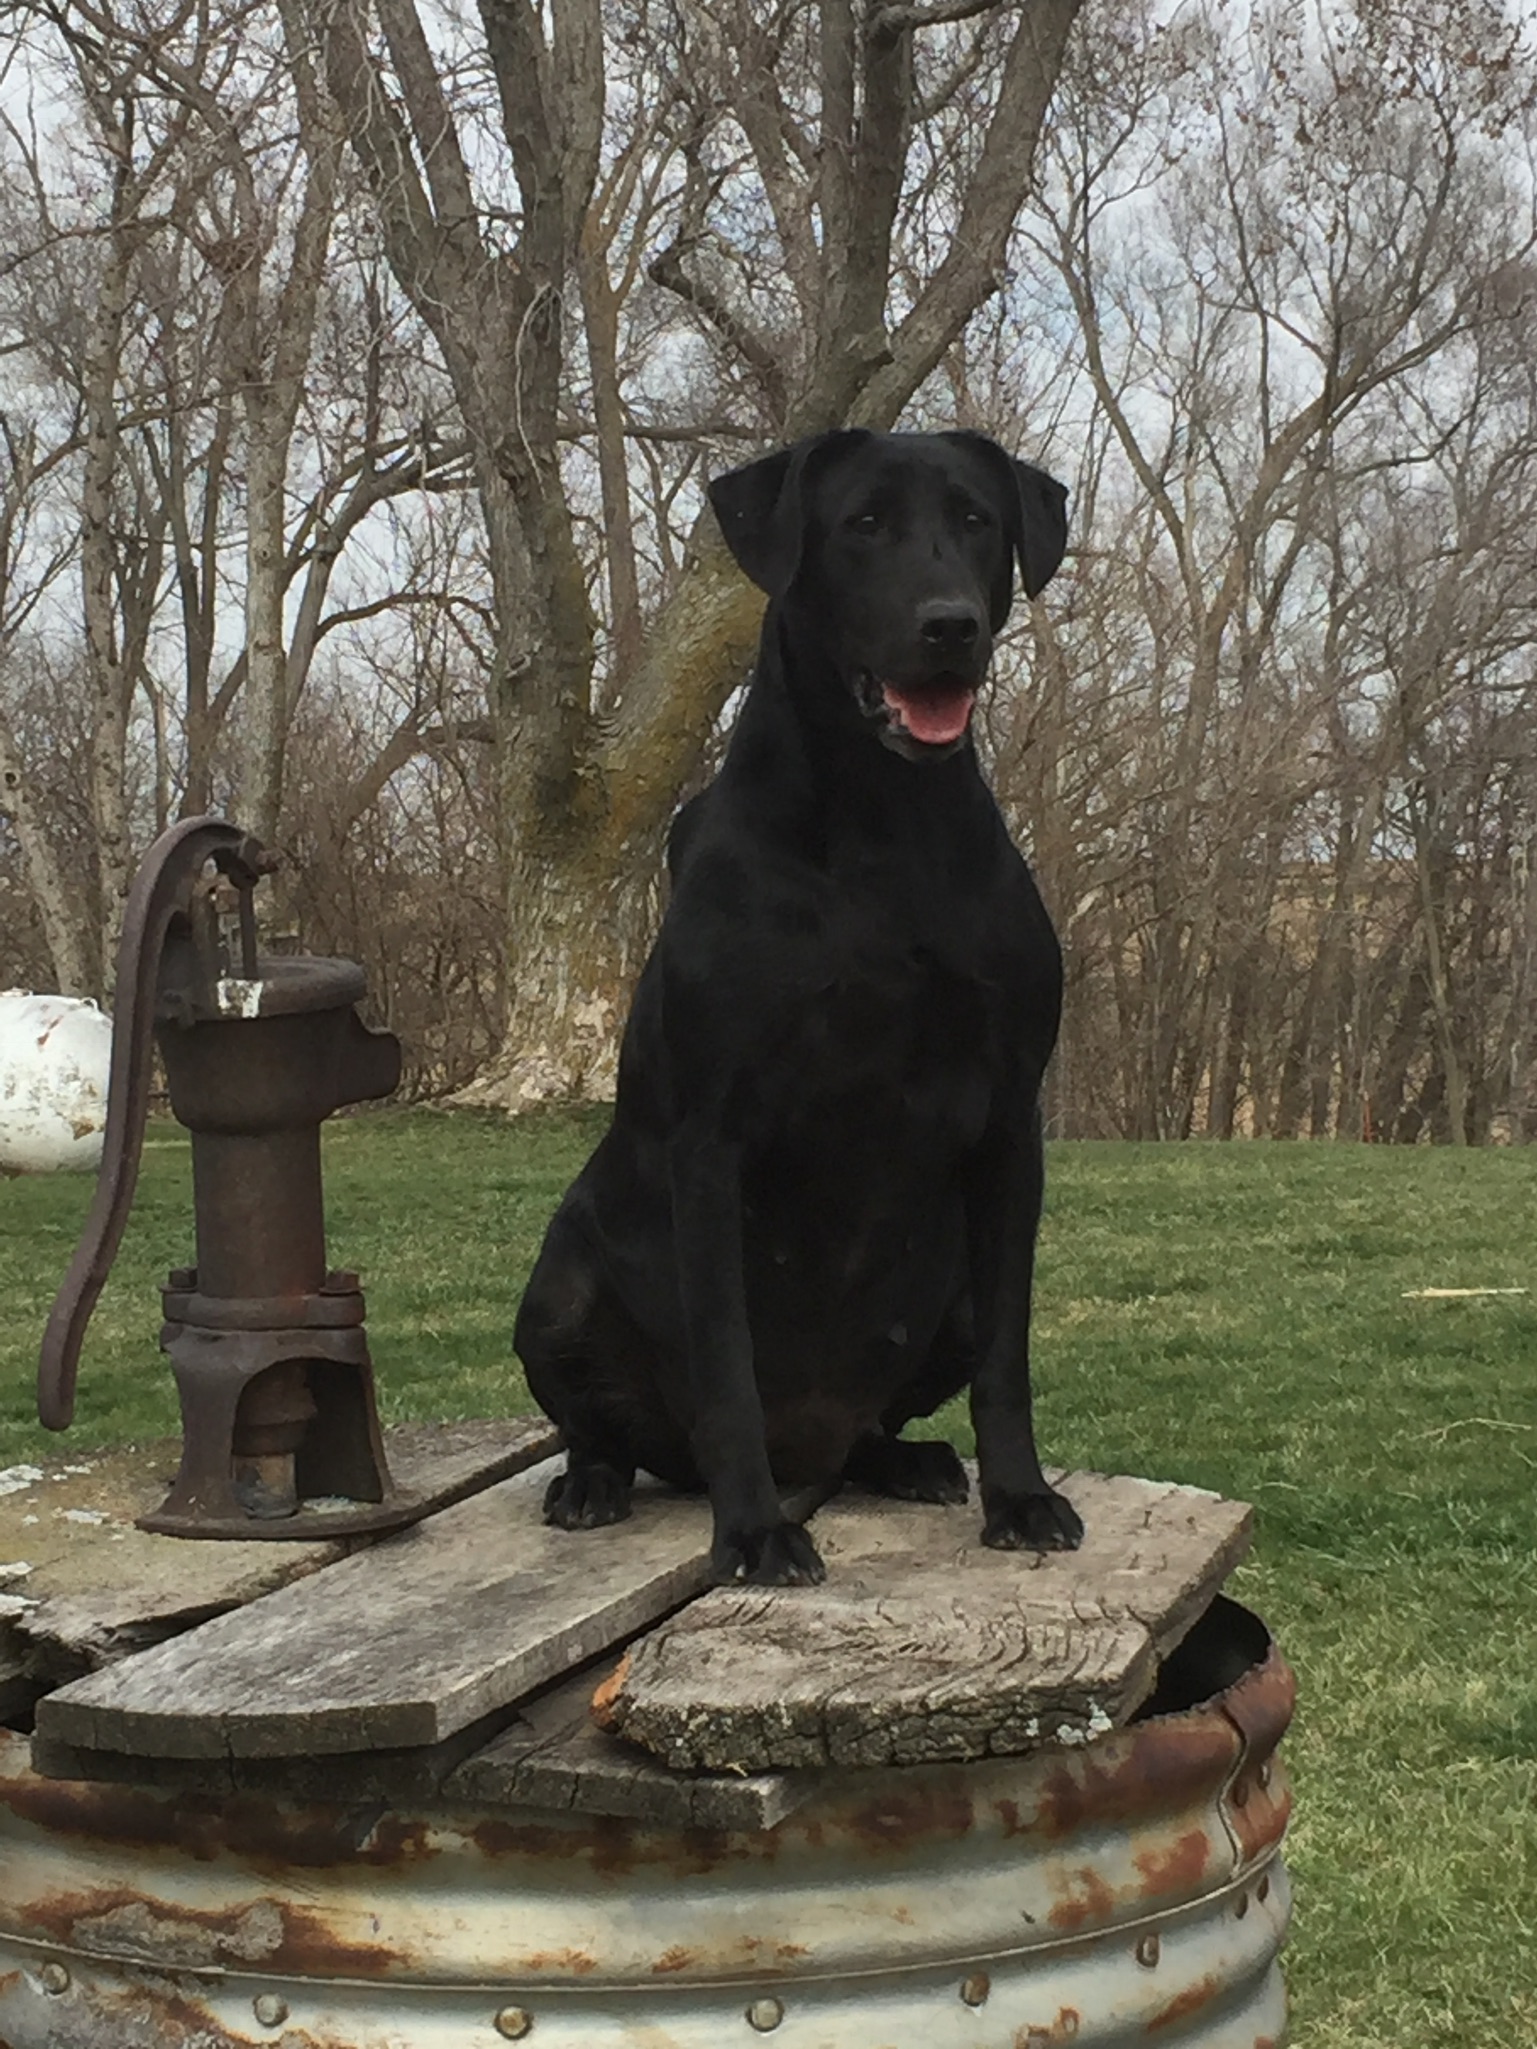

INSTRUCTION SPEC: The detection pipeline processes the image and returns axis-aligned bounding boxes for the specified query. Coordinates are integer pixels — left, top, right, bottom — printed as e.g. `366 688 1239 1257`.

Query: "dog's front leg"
669 1126 826 1586
964 1098 1084 1552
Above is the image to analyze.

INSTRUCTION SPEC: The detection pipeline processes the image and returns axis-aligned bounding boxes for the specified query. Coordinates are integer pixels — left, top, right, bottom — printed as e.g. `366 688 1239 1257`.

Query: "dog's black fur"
515 427 1083 1586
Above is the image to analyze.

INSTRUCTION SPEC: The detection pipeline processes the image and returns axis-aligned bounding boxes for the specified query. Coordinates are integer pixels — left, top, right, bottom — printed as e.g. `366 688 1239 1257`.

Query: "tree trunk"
0 717 95 994
80 218 134 992
455 520 765 1106
1410 807 1469 1146
313 0 1085 1111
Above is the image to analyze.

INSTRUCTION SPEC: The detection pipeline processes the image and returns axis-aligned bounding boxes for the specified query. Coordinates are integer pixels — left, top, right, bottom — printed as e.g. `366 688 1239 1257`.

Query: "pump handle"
38 818 265 1430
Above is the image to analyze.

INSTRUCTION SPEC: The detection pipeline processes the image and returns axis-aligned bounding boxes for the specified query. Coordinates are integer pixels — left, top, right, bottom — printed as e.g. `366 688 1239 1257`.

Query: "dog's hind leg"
515 1209 644 1530
842 1305 974 1504
843 1431 969 1504
542 1447 636 1530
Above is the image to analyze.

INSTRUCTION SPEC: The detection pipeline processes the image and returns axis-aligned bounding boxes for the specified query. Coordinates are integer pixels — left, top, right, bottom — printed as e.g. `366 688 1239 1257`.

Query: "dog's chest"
768 910 1002 1140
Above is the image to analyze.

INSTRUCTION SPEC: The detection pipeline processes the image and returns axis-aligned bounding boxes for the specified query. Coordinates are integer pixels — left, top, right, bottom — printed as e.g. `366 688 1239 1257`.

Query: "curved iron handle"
38 817 261 1430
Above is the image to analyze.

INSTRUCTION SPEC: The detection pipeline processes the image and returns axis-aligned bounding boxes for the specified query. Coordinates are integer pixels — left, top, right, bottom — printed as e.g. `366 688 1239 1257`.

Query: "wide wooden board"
0 1418 557 1699
34 1460 738 1760
593 1471 1253 1771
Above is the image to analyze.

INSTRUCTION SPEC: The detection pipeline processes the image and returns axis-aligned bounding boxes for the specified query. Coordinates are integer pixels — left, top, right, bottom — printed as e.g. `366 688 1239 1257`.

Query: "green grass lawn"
3 1114 1535 2045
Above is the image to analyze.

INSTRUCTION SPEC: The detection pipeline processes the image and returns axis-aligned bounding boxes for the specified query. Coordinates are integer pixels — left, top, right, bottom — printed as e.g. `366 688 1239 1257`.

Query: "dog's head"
709 429 1068 761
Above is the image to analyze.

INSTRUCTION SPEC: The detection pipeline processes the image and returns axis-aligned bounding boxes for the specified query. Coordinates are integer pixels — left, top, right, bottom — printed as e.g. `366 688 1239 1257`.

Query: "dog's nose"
917 603 981 655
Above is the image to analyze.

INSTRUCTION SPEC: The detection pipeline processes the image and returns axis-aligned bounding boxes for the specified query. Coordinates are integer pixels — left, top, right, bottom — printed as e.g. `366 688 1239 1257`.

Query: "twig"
1402 1286 1528 1298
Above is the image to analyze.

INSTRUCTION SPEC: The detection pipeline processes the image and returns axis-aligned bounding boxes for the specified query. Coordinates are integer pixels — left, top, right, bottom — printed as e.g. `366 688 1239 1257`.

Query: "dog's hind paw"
712 1520 827 1587
981 1484 1084 1553
845 1433 970 1505
543 1460 633 1530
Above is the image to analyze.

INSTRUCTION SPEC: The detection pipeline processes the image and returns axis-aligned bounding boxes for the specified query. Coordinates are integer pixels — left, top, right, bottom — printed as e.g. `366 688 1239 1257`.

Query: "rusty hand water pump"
38 816 418 1540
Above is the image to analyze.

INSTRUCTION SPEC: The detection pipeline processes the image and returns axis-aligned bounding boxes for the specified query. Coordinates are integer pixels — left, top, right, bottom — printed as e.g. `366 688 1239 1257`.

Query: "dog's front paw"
981 1484 1084 1552
712 1520 827 1587
543 1460 633 1530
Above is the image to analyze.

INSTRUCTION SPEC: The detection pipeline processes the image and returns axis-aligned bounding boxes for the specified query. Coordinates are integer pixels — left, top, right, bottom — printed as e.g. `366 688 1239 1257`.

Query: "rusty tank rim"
0 1595 1294 2047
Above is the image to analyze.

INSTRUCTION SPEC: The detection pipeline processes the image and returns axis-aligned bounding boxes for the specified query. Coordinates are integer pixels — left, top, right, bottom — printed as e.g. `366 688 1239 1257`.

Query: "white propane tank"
0 991 112 1173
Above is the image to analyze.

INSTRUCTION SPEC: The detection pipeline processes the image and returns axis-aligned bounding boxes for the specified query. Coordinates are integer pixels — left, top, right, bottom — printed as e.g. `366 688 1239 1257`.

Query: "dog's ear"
941 432 1069 624
1012 460 1070 600
708 431 867 598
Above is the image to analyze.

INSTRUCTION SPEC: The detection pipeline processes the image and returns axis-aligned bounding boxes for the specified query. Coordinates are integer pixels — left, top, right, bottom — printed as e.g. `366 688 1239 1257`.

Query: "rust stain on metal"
843 1781 975 1850
1134 1826 1212 1897
1222 1647 1297 1865
1014 2008 1081 2044
640 1932 811 1980
1146 1972 1221 2033
1 1772 436 1873
1222 1646 1294 1763
269 1900 400 1979
79 1982 258 2048
520 1947 599 1975
8 1974 347 2049
1034 1718 1238 1841
18 1885 399 1981
469 1811 732 1879
1047 1864 1116 1932
1227 1771 1292 1866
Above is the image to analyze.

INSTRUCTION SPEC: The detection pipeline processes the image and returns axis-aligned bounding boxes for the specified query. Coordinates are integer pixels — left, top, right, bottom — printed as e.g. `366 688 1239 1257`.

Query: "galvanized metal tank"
0 993 111 1175
0 1596 1292 2048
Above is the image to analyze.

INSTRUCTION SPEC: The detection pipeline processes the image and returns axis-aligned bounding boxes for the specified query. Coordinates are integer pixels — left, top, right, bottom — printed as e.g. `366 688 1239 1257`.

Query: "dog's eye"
962 508 990 531
848 512 881 536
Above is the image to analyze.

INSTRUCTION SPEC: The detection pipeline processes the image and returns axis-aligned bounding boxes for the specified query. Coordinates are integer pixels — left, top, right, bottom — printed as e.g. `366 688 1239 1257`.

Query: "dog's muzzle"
856 670 977 757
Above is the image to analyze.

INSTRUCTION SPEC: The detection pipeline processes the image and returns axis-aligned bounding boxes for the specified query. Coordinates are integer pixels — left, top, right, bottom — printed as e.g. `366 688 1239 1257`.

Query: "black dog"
515 428 1082 1586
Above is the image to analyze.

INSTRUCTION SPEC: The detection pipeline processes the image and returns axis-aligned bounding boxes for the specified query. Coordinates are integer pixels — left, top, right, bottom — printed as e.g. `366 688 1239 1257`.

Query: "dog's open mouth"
857 672 976 748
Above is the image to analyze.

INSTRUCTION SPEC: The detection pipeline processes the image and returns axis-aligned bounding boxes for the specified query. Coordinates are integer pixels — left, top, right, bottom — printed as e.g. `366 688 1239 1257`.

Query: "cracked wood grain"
592 1470 1253 1770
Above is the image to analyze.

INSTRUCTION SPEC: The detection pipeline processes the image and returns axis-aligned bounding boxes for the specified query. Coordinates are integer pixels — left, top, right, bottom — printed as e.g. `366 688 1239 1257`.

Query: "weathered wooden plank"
31 1655 819 1826
593 1471 1253 1771
35 1462 736 1760
31 1693 518 1805
0 1418 557 1686
370 1415 563 1517
445 1665 824 1831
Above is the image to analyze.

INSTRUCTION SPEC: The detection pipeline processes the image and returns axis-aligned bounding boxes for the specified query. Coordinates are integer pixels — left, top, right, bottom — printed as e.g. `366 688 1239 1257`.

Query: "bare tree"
299 0 1085 1106
0 0 472 986
981 0 1537 1140
8 0 1537 1147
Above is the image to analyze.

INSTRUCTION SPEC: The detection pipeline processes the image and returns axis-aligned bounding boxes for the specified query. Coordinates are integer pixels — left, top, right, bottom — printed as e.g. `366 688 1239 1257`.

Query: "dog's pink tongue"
882 681 975 746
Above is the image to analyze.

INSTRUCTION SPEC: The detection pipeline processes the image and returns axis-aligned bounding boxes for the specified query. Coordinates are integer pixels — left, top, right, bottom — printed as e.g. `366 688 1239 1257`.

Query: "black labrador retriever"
515 427 1082 1585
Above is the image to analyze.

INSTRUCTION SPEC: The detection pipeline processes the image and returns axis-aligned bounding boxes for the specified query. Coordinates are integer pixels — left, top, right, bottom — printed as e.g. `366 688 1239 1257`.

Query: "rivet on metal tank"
747 1994 785 2031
